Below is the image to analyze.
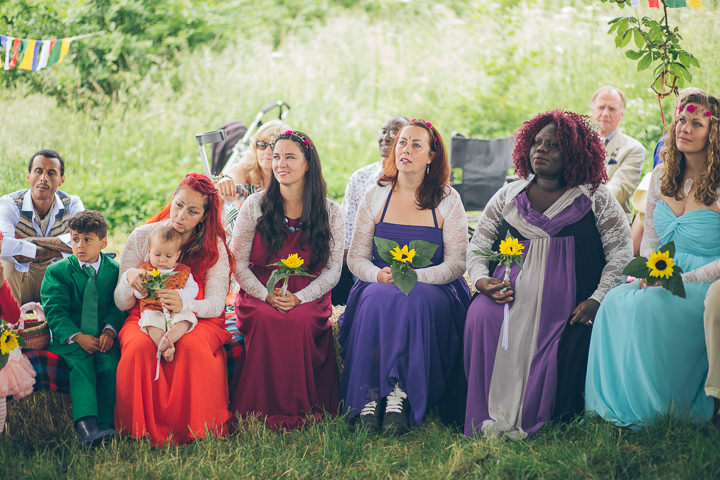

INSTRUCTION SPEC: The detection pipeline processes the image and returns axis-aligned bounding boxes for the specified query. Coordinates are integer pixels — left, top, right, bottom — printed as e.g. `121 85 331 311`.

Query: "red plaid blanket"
23 314 244 394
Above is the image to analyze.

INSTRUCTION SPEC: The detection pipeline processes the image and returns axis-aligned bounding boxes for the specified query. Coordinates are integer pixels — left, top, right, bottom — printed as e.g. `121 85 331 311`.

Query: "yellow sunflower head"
499 237 524 257
0 330 19 355
281 253 304 269
149 269 161 277
646 249 675 279
390 245 416 264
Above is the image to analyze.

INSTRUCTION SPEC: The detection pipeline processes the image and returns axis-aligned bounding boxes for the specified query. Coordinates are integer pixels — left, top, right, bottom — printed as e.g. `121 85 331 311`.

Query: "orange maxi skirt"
115 301 231 445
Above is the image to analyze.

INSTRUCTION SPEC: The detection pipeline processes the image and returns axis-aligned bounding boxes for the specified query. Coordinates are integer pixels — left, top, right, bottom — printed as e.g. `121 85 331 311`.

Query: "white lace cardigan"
230 192 344 304
114 220 230 318
347 184 468 284
466 179 633 304
640 164 720 283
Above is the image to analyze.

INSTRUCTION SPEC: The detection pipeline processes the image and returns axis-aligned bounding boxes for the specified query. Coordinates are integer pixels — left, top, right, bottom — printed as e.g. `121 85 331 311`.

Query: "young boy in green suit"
40 210 125 445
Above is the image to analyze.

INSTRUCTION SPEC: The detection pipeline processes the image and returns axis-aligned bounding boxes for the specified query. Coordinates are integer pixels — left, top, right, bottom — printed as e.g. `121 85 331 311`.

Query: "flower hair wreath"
410 119 439 147
678 103 716 119
283 130 311 147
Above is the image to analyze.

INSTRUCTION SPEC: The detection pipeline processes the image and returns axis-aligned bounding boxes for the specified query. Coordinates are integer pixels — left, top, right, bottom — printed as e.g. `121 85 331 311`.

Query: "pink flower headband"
410 118 439 145
679 103 714 118
283 129 311 146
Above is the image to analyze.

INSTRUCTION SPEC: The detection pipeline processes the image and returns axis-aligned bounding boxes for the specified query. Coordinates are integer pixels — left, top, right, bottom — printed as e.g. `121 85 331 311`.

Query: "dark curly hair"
513 110 608 191
661 91 720 206
257 130 331 270
378 118 450 209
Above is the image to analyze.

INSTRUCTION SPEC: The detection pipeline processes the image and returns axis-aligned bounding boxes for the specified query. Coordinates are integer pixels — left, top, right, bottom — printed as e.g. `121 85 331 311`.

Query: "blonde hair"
662 90 720 206
239 119 290 186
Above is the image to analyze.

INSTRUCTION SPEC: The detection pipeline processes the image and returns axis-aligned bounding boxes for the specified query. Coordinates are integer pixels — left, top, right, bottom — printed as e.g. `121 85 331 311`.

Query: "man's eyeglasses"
377 128 399 140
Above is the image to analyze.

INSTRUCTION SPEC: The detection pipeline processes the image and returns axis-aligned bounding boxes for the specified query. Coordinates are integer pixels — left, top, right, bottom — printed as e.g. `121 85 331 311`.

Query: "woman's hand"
216 177 239 202
265 287 300 313
638 278 662 289
126 268 149 296
475 277 514 304
156 289 183 313
569 298 600 327
377 267 393 284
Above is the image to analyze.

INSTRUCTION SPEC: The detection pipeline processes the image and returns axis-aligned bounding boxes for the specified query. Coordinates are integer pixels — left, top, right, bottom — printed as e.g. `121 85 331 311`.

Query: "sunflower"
499 236 525 257
281 253 304 269
390 245 416 264
0 330 19 355
646 249 675 279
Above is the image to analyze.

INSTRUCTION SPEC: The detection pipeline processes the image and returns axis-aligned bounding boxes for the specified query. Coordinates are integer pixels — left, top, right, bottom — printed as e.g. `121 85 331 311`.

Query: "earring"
426 164 430 175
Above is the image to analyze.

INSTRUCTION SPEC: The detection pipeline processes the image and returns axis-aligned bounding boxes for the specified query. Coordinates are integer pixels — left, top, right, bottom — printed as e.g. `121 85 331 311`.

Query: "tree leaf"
625 49 644 60
633 29 645 49
637 53 652 71
391 262 418 296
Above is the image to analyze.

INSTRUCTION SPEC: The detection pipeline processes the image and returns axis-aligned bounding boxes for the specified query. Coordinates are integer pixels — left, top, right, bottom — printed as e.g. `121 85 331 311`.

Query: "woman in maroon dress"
230 130 344 430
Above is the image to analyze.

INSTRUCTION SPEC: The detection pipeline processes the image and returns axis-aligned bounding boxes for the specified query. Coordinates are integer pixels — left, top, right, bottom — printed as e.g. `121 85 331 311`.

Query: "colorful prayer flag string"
0 31 102 71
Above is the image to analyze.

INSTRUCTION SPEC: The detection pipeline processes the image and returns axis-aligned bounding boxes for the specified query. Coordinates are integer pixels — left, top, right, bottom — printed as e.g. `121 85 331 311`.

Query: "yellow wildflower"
0 330 19 355
390 245 416 264
281 253 304 269
149 269 161 277
499 237 524 257
647 250 675 279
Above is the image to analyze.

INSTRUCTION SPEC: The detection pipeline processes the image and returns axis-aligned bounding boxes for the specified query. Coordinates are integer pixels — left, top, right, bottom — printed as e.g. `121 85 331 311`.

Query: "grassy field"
3 1 720 477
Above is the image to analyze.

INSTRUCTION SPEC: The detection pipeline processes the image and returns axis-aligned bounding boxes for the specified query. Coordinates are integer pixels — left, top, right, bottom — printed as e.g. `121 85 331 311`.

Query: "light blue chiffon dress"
585 200 720 427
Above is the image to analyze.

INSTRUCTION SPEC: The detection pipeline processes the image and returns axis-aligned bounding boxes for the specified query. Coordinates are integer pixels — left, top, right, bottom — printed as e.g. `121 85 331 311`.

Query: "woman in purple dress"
464 111 632 439
339 119 471 434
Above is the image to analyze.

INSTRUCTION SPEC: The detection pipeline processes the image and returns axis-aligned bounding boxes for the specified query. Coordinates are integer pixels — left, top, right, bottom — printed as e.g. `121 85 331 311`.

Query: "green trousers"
52 344 120 429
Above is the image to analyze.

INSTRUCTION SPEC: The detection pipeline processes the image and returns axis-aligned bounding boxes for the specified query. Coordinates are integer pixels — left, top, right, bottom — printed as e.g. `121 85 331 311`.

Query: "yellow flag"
688 0 701 7
17 39 36 70
58 39 72 63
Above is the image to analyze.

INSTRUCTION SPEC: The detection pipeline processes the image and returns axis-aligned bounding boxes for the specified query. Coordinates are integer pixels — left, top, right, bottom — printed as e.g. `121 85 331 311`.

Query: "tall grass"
2 1 719 234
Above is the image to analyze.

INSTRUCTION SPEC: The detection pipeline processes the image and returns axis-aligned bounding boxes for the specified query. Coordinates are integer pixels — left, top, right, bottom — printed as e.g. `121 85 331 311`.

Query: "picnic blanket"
22 312 244 394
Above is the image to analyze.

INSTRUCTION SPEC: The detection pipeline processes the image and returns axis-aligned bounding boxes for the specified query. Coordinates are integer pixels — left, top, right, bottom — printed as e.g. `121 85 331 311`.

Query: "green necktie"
81 264 100 337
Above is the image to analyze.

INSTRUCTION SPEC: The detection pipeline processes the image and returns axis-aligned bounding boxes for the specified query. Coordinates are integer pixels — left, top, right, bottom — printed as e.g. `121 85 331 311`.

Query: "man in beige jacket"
590 86 646 222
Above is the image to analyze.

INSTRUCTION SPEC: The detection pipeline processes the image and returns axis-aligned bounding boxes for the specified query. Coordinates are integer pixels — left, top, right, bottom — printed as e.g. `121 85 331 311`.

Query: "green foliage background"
1 0 720 237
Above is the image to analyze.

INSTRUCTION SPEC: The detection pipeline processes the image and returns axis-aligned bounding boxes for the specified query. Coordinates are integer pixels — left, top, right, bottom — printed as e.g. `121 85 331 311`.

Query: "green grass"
2 409 719 479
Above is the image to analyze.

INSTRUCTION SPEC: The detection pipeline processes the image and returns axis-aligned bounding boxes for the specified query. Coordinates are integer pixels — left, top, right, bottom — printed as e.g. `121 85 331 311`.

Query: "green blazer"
40 253 126 354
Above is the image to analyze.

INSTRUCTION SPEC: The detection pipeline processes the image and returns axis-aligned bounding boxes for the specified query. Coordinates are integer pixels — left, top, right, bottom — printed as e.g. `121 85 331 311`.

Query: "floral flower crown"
678 103 716 120
410 119 439 148
282 129 311 147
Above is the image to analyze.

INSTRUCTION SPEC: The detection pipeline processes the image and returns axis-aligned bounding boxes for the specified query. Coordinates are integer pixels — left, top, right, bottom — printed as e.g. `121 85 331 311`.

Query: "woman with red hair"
464 111 632 439
113 173 235 445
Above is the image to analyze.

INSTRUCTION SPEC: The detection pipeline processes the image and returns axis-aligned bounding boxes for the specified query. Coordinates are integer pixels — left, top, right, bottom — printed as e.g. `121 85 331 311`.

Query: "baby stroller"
195 100 291 233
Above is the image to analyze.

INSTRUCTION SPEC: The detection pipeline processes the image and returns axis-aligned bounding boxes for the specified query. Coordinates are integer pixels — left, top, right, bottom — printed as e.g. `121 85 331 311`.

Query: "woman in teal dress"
585 91 720 427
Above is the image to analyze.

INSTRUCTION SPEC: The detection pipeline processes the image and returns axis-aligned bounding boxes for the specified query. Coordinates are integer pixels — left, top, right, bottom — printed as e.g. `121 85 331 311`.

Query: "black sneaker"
382 385 409 435
358 399 384 433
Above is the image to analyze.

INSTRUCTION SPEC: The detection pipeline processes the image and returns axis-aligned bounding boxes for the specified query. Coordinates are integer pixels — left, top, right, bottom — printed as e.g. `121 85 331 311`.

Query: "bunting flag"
0 34 83 71
648 0 700 7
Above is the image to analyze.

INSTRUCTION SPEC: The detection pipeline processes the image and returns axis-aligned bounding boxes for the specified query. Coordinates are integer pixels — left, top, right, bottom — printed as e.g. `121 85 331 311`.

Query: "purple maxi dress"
338 191 471 427
464 190 605 438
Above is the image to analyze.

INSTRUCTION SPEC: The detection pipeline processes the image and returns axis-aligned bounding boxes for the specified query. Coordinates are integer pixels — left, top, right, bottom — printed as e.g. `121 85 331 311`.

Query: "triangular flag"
688 0 701 7
58 38 72 63
37 39 52 70
17 39 37 70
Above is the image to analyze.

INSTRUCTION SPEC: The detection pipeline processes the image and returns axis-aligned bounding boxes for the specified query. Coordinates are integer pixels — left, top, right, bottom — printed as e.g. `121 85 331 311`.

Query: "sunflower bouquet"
373 237 439 296
140 269 176 299
473 232 525 289
0 319 25 370
266 253 316 295
622 241 685 298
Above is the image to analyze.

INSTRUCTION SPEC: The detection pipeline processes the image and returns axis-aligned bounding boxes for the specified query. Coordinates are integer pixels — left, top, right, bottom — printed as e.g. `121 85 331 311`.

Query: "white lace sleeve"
114 222 229 317
295 200 344 303
587 185 633 303
347 188 383 282
114 224 153 312
466 184 513 286
415 188 467 284
639 164 664 257
230 193 268 301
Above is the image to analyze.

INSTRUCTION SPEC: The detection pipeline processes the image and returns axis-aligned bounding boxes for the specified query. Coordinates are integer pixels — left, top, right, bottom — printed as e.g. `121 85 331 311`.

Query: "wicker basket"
13 303 50 350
